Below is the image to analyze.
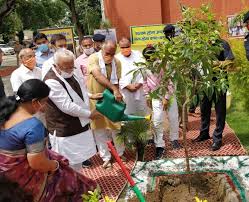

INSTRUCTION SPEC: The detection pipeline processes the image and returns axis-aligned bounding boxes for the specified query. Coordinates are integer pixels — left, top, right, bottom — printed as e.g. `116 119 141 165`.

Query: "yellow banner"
130 24 165 45
38 27 75 53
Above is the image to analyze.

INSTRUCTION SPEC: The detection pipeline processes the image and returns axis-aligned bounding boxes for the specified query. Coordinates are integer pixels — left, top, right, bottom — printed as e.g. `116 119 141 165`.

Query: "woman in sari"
0 79 97 202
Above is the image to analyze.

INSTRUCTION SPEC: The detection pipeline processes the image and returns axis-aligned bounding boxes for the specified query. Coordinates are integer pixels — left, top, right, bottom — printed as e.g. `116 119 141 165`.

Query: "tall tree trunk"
61 0 85 41
0 0 16 27
69 0 84 41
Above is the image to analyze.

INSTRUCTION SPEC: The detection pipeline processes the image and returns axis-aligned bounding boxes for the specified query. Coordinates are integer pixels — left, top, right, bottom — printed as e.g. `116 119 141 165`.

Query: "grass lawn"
227 110 249 153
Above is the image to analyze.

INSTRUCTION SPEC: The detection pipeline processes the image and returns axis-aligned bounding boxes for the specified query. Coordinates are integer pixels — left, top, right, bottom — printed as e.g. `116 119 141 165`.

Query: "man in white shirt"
10 48 41 92
116 38 147 115
44 49 101 168
42 34 67 79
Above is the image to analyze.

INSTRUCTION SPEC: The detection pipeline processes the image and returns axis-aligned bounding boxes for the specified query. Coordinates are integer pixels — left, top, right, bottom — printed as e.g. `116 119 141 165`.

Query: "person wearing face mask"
244 11 249 60
93 33 106 52
34 33 53 68
43 49 101 169
87 40 125 169
42 34 67 79
75 36 95 82
0 48 5 98
116 37 147 115
10 48 42 93
0 79 97 201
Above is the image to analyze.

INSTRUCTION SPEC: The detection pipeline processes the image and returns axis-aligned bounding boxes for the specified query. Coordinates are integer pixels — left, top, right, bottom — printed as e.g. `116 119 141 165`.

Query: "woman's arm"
27 151 58 173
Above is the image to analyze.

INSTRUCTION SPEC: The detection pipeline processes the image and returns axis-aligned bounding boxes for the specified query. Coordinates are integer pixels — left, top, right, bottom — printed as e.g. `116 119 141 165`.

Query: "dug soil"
129 173 224 202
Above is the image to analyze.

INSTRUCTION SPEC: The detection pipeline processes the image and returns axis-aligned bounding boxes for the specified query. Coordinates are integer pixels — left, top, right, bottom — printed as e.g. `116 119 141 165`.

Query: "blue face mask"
37 44 49 53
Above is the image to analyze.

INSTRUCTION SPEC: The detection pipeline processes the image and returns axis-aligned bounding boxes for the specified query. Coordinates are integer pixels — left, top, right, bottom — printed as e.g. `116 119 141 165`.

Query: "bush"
228 39 249 112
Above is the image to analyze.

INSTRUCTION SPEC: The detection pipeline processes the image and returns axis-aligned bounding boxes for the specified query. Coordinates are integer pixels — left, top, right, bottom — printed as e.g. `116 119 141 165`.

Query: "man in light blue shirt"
34 33 53 68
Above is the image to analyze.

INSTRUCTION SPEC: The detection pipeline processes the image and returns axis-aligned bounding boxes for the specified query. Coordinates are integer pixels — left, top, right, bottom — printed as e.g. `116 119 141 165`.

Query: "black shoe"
211 142 222 151
147 139 154 145
189 108 195 113
171 140 182 149
193 134 210 142
82 160 92 168
155 147 165 160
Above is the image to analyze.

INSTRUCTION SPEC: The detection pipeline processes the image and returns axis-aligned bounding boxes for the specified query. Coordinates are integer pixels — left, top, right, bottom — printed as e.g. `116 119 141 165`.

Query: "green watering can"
96 89 151 122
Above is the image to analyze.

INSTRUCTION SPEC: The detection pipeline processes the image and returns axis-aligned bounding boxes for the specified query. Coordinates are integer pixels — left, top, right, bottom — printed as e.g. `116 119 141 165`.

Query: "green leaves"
134 4 228 105
117 119 151 150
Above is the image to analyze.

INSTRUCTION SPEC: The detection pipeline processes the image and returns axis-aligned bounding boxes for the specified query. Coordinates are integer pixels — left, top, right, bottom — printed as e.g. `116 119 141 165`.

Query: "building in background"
104 0 249 40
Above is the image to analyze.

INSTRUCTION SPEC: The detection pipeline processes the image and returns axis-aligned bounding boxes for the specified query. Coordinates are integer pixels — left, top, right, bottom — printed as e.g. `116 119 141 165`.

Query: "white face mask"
60 70 74 79
84 47 95 56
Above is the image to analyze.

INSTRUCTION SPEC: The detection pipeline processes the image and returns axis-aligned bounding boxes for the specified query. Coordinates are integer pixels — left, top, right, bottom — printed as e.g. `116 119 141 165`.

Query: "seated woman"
0 79 97 202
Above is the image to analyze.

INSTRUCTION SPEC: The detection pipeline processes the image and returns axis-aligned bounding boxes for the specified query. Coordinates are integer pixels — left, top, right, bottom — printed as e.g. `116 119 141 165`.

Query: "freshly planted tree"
133 4 230 172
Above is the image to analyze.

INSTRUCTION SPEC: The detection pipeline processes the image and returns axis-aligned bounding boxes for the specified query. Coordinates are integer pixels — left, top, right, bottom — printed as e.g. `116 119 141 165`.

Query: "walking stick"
107 141 146 202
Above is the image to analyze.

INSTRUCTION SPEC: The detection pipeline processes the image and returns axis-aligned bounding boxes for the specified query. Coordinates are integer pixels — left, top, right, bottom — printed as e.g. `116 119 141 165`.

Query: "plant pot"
136 144 145 161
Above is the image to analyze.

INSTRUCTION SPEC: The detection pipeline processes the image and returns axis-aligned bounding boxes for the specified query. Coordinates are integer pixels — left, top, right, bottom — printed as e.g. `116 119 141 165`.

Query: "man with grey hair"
10 48 41 92
87 40 125 169
44 49 101 168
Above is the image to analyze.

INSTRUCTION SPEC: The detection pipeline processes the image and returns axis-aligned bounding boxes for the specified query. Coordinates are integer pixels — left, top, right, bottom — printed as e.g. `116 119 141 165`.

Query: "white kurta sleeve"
10 72 22 92
45 79 91 118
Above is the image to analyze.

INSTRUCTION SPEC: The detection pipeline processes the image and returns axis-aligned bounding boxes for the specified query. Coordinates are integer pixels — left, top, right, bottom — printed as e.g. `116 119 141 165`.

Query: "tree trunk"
69 0 84 41
61 0 85 41
0 0 16 27
136 143 145 161
182 98 191 193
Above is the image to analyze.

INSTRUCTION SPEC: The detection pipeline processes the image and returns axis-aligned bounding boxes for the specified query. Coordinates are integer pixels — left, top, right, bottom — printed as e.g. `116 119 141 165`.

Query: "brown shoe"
102 160 112 169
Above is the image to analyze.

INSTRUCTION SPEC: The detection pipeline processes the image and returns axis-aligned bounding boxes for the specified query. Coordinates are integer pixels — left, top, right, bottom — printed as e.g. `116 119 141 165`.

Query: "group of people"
1 14 249 199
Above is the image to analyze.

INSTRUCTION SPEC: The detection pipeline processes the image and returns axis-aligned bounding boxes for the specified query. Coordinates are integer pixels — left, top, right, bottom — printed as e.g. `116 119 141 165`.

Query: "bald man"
87 40 125 169
116 38 148 115
10 48 41 92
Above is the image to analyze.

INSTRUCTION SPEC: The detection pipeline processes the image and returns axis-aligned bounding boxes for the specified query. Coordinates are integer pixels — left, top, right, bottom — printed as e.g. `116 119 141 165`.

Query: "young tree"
133 4 229 173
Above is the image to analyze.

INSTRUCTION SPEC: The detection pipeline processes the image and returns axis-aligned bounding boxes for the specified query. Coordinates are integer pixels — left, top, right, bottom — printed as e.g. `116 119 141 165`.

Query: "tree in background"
60 0 101 40
0 0 102 43
0 0 69 43
0 0 16 27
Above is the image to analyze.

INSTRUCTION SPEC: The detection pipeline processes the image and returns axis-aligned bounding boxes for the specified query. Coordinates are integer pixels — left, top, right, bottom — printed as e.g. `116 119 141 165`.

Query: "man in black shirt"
194 39 235 151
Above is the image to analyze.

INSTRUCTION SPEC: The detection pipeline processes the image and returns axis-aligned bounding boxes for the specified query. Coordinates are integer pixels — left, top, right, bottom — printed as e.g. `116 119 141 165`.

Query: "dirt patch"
128 173 238 202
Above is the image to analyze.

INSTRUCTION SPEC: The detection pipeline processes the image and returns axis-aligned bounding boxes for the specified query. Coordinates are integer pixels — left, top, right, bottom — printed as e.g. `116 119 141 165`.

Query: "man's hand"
162 98 169 111
89 109 102 120
113 89 123 102
135 83 143 90
90 93 103 100
126 84 137 92
146 98 152 109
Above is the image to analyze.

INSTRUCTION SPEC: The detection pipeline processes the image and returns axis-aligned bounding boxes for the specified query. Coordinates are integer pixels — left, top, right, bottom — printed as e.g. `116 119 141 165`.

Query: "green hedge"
228 39 249 112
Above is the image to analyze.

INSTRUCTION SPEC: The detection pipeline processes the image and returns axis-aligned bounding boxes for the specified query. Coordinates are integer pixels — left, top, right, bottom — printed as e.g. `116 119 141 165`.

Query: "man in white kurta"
116 38 147 115
44 49 100 169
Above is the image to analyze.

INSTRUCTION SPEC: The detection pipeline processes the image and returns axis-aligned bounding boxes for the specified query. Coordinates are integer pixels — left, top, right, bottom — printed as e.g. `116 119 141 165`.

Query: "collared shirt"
10 64 42 92
42 57 54 79
35 50 53 68
75 53 90 79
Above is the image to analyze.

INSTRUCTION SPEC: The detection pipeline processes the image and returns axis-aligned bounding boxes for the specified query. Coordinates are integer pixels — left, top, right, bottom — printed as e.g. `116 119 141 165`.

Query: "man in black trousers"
0 48 5 98
244 11 249 61
194 39 234 151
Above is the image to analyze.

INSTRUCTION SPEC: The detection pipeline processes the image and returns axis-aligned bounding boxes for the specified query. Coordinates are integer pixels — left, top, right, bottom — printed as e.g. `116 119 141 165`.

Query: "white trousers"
94 129 125 162
49 129 97 165
152 96 179 148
